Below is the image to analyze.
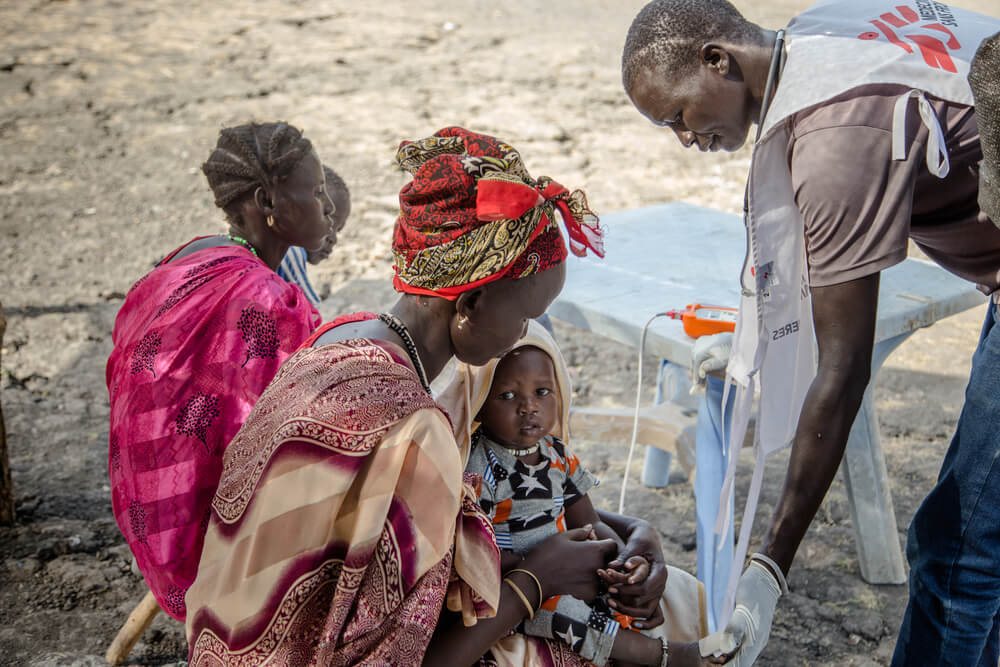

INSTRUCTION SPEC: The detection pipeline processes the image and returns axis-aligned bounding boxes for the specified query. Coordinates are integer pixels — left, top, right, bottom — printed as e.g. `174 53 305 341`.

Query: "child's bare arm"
563 493 624 551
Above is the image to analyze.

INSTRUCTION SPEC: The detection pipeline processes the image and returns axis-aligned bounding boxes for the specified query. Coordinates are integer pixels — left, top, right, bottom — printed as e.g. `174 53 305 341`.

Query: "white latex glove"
690 331 733 391
699 553 788 666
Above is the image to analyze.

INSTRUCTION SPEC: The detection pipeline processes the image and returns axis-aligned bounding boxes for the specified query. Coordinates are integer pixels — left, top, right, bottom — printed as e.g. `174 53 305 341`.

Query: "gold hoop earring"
267 215 276 228
458 315 469 331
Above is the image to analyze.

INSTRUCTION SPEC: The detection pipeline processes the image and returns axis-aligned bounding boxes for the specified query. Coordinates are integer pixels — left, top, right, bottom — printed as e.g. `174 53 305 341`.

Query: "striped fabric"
277 246 320 306
185 340 500 664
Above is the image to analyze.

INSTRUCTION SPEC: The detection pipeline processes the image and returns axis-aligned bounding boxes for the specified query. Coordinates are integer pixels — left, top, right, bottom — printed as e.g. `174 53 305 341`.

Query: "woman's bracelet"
507 568 543 606
660 638 670 667
503 577 535 620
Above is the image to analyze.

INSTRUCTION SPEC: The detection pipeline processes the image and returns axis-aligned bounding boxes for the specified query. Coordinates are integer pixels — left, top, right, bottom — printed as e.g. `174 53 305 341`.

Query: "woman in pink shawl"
105 121 334 620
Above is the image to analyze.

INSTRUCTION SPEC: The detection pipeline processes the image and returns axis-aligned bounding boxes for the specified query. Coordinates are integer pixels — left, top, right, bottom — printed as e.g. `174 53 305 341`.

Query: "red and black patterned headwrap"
391 126 604 299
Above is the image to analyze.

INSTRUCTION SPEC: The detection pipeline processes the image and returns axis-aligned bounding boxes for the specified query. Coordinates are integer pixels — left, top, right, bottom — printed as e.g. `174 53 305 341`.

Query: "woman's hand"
523 526 617 601
424 527 614 666
602 518 667 628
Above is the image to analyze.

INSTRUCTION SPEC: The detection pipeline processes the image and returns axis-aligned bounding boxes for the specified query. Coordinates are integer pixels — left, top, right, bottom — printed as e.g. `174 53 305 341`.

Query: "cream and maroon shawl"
185 338 500 665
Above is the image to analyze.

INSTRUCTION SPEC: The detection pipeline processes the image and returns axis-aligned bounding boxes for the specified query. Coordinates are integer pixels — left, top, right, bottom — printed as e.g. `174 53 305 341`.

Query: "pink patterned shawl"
105 242 319 620
185 338 500 665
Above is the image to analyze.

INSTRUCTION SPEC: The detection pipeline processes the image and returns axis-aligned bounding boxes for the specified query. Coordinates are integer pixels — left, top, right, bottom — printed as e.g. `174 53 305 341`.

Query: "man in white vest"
622 1 1000 665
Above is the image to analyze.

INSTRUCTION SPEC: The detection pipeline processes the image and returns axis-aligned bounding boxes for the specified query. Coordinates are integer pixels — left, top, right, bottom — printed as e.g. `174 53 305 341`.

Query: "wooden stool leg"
0 302 14 525
106 590 161 665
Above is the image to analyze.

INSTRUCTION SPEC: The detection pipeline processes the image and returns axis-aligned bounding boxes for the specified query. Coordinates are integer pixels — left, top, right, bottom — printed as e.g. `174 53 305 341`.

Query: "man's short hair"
622 0 759 92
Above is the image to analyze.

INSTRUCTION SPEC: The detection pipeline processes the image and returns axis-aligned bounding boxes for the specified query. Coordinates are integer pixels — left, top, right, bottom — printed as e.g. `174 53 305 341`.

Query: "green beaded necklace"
227 234 260 257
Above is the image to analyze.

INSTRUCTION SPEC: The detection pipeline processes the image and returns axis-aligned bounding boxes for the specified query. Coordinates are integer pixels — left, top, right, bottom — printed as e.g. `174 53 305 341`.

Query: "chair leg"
106 589 161 665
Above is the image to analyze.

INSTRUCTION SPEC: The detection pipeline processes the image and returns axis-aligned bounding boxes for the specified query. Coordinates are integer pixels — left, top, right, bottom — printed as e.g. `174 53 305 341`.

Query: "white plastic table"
548 202 986 627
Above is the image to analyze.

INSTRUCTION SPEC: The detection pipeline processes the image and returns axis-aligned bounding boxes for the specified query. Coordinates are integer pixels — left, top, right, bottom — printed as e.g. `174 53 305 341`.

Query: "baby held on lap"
466 329 705 667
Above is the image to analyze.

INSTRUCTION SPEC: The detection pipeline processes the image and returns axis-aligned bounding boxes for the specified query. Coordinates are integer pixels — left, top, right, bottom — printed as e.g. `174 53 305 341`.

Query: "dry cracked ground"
1 0 998 664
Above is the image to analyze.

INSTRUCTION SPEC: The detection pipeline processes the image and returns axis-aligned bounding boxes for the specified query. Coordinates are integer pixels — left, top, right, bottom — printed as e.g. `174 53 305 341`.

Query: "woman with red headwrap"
184 127 613 665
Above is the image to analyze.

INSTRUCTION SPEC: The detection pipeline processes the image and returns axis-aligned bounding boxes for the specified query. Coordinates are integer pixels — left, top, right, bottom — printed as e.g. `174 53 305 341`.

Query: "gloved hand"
699 553 788 666
690 331 733 392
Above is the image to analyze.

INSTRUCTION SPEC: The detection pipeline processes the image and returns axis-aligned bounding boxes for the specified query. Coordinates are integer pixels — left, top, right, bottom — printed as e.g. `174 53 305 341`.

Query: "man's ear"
253 186 274 215
700 43 732 76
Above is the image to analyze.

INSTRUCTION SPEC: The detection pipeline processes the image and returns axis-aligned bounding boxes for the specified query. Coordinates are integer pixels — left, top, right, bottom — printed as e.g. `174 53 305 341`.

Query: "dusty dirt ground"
2 0 999 664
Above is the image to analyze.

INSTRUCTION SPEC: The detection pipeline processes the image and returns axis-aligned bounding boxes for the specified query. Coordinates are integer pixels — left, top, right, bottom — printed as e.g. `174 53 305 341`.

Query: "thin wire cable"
618 313 667 514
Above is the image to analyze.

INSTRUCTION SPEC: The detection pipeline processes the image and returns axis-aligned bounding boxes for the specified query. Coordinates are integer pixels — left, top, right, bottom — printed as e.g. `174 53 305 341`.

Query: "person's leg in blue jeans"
892 302 1000 666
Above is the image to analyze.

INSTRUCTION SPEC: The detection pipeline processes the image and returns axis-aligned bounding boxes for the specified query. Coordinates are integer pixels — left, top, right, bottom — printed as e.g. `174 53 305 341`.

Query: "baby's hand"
597 554 650 593
607 554 651 587
596 564 630 586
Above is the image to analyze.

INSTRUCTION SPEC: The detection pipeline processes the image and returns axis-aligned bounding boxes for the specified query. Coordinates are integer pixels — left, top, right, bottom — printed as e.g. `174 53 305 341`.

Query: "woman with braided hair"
277 166 352 306
181 126 648 666
105 121 333 621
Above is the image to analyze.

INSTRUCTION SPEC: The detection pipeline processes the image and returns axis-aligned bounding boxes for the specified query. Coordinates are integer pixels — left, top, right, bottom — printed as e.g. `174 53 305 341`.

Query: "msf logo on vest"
858 3 962 73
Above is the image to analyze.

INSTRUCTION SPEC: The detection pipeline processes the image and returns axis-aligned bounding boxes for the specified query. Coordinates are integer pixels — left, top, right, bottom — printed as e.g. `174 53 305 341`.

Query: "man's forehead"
633 64 686 100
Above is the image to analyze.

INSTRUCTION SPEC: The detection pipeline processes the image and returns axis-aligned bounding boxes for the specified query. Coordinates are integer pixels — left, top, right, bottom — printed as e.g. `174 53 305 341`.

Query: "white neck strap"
892 90 950 178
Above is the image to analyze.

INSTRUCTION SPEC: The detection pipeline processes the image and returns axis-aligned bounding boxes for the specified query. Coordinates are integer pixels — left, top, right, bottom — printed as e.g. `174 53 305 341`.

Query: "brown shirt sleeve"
788 86 923 288
787 84 997 293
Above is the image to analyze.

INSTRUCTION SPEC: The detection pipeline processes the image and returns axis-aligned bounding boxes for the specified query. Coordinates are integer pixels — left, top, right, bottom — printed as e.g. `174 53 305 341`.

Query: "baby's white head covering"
435 319 572 464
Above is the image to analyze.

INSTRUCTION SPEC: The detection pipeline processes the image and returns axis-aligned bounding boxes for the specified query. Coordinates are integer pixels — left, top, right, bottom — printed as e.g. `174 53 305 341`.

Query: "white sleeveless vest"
718 0 1000 623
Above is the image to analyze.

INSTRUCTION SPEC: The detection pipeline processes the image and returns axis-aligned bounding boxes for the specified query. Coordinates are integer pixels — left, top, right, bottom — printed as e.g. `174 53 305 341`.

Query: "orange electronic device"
664 303 737 338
